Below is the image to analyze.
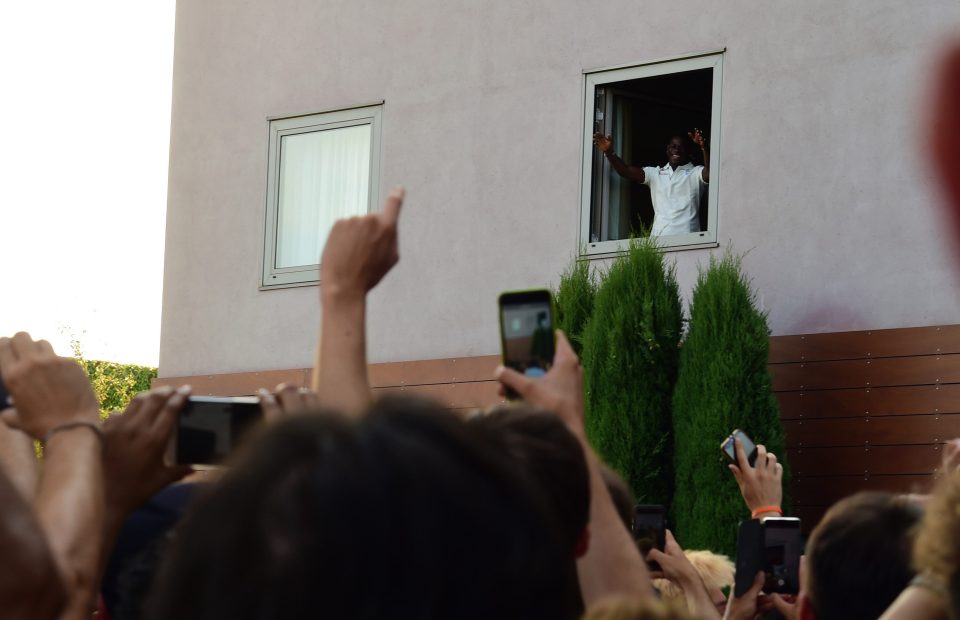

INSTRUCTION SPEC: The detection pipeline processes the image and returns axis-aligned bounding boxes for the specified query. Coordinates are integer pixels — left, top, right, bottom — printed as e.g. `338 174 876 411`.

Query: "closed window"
262 104 382 288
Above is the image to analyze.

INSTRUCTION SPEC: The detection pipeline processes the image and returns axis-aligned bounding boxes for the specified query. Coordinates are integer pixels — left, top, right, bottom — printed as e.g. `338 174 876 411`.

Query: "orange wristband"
751 506 783 519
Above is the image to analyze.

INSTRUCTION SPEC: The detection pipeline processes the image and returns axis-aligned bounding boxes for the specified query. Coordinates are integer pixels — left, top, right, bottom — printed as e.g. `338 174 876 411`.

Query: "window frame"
579 52 724 257
261 103 383 289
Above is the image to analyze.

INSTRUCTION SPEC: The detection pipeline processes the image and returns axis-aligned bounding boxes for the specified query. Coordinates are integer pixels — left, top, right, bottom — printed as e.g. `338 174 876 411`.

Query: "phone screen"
761 518 802 594
633 504 667 571
176 397 262 466
498 290 555 379
722 429 758 467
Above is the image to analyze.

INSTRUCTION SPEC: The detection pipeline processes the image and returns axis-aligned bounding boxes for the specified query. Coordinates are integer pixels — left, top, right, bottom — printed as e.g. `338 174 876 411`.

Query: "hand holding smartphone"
721 428 758 467
734 517 801 596
498 290 556 398
632 504 667 571
164 396 263 469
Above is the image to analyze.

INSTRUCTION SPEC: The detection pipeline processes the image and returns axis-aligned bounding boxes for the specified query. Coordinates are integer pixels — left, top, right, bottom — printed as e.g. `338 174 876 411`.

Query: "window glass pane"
275 123 371 269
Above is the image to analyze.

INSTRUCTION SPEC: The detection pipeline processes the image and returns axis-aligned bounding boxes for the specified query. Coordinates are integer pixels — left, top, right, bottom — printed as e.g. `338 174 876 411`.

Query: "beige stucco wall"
160 0 960 377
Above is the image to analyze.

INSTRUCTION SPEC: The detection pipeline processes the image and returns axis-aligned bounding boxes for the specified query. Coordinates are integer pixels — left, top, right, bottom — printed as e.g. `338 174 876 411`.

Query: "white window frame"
261 103 383 289
579 52 724 257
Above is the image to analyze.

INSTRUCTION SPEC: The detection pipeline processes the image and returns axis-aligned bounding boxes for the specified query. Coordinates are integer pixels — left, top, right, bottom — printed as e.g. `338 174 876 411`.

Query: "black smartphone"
633 504 667 572
498 290 555 398
164 396 263 469
734 517 802 596
721 428 758 467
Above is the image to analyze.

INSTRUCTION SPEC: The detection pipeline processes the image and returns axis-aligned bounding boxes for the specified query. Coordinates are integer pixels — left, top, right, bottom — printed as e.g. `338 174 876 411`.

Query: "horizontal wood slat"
769 325 960 364
783 414 960 448
792 474 933 507
368 355 500 388
787 444 943 476
153 369 309 395
777 384 960 420
770 354 960 392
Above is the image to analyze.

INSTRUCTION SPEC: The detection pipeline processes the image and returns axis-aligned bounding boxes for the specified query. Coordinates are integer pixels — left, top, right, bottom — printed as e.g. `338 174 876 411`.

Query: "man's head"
799 492 922 620
148 396 581 620
665 134 694 168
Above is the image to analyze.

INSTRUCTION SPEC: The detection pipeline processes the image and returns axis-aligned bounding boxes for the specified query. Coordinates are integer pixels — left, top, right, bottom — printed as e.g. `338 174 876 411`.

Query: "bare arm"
878 586 949 620
593 133 646 183
496 332 655 605
689 129 710 183
0 422 38 500
0 332 105 619
312 188 404 414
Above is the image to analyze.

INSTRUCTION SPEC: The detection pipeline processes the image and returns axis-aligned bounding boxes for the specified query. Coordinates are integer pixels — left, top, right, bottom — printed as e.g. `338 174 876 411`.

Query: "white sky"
0 1 175 366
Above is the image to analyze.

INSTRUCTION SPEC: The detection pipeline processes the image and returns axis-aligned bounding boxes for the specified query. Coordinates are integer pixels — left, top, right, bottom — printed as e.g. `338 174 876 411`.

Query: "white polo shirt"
641 162 706 236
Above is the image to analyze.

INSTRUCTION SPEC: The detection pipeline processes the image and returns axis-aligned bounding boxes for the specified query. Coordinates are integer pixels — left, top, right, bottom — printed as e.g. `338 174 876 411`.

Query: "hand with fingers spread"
102 386 194 521
494 330 585 438
0 332 99 440
593 132 613 154
320 186 404 302
259 384 320 423
729 438 783 518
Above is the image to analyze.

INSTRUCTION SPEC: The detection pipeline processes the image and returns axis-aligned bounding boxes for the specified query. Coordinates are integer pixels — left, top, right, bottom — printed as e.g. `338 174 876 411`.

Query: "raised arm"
593 133 646 183
312 187 404 414
0 332 104 620
496 331 655 605
689 128 710 182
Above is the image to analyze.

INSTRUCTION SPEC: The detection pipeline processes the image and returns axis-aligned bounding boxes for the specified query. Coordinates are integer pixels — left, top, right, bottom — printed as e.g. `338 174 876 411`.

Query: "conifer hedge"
582 238 683 505
554 258 597 358
671 253 789 556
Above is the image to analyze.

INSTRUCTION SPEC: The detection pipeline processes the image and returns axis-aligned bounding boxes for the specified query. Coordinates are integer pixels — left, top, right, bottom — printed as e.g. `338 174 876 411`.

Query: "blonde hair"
652 550 734 609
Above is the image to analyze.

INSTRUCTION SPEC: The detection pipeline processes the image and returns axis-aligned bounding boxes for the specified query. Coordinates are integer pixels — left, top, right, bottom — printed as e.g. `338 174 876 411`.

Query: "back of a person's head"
914 470 960 618
805 491 922 620
147 396 580 620
468 405 589 550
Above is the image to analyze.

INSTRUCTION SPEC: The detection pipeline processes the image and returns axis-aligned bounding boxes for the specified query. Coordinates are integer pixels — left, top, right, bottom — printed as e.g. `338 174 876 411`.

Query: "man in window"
593 130 709 236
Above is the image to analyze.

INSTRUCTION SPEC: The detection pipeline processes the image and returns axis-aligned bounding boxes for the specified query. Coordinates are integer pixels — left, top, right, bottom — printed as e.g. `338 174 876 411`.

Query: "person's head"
914 470 960 618
665 134 694 167
799 491 922 620
147 396 581 620
467 406 590 557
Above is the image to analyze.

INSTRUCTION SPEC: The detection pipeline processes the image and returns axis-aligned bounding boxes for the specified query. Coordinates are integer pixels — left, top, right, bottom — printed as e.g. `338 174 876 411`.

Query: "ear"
797 591 816 620
574 526 590 558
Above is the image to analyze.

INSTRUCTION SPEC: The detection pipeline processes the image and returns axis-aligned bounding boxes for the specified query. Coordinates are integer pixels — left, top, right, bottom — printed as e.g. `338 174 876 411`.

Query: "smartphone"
633 504 667 571
734 517 802 596
721 428 758 467
164 396 263 469
498 290 555 398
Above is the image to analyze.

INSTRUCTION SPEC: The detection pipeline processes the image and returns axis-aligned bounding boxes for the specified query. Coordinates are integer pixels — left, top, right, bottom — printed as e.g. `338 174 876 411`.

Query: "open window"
580 53 723 255
261 104 382 289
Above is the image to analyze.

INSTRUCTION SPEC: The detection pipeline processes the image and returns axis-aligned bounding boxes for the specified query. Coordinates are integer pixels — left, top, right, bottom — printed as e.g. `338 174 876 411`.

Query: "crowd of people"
2 44 960 620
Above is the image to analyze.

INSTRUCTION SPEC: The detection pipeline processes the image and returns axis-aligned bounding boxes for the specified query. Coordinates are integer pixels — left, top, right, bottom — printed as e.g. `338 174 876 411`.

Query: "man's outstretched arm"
593 133 646 183
689 128 709 182
312 187 404 414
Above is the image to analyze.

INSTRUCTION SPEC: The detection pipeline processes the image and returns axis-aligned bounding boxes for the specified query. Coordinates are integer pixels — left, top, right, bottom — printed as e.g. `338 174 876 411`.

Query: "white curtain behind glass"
276 124 371 268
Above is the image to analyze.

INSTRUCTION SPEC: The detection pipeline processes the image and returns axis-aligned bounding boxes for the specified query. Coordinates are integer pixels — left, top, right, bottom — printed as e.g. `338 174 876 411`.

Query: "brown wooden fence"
156 324 960 533
769 324 960 532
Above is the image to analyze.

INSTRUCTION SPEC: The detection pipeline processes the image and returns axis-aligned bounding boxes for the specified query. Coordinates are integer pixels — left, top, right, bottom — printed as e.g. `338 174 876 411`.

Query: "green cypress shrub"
582 237 683 505
672 252 789 556
554 257 597 358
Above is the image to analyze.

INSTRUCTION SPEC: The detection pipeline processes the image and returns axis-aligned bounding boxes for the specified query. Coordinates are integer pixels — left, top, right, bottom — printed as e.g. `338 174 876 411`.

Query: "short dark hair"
805 492 922 620
147 396 581 620
467 406 589 550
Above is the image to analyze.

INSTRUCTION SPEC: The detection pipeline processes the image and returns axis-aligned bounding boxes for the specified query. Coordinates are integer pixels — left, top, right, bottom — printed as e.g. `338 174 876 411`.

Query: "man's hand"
688 128 706 149
723 572 765 620
729 439 783 515
102 386 193 520
647 530 701 585
494 331 585 437
259 384 320 423
593 132 613 154
319 187 404 301
0 332 99 440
